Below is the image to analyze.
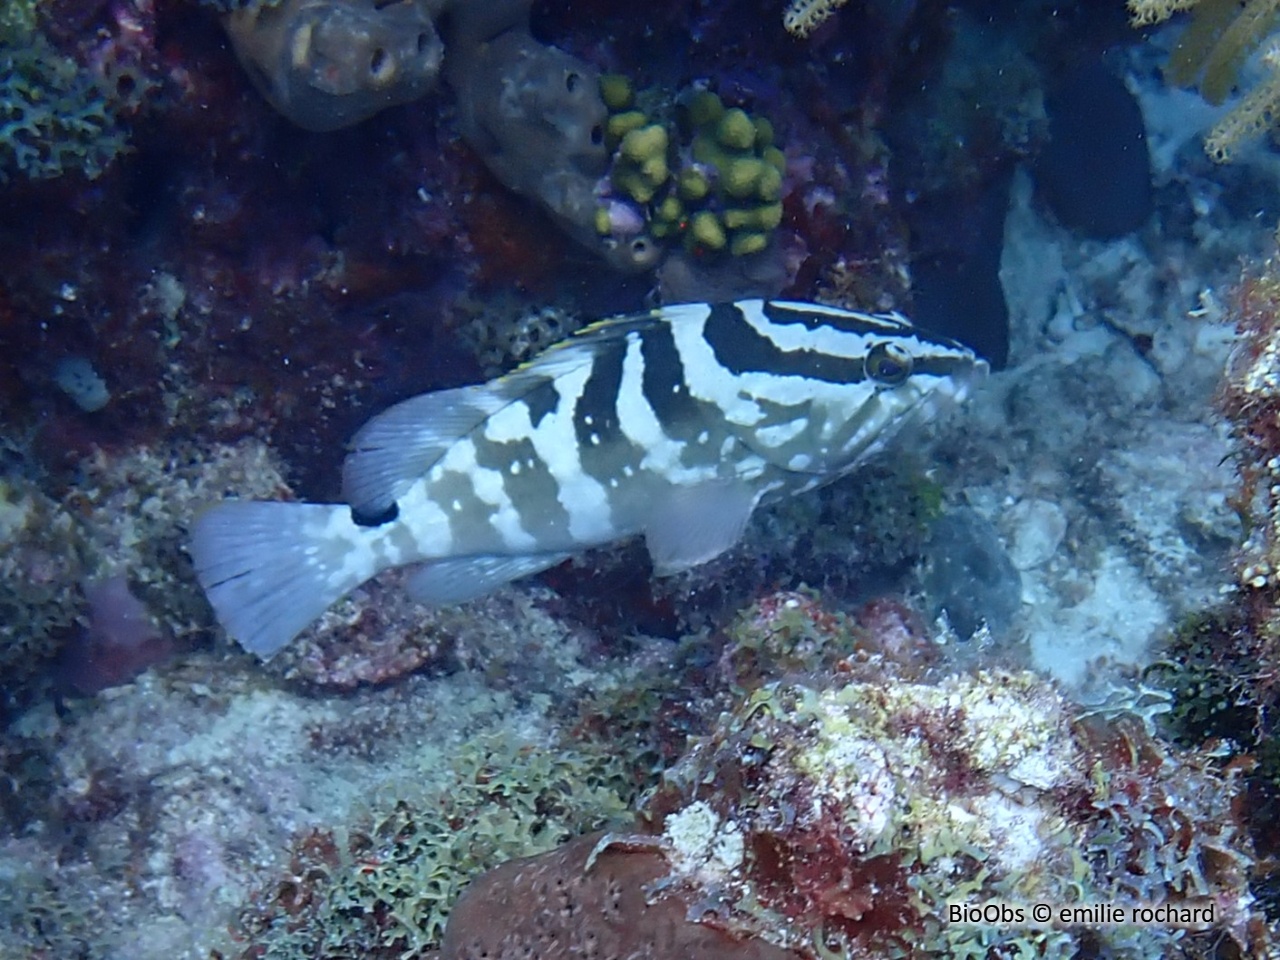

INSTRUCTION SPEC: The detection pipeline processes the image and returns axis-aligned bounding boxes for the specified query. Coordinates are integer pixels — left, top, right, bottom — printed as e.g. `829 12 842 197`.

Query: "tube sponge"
225 0 444 131
448 29 663 273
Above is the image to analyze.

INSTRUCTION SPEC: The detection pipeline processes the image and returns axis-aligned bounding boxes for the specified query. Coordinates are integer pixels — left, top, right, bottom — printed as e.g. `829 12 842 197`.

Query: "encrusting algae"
438 593 1263 960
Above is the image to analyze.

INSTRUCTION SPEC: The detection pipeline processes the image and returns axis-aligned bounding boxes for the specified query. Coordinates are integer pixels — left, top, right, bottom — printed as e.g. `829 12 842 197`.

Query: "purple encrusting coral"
57 574 174 695
2 0 1280 957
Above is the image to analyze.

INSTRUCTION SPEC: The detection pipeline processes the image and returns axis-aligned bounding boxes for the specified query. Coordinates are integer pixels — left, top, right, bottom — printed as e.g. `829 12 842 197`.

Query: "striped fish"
190 300 986 657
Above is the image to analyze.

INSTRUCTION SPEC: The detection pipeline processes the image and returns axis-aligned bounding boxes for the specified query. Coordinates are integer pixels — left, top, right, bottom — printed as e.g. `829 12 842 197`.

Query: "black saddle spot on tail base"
352 502 400 527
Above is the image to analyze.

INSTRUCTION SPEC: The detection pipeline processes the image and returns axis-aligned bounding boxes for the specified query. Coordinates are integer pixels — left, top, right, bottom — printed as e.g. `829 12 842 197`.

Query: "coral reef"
0 32 129 182
213 0 818 278
0 608 666 960
237 731 639 957
1222 256 1280 610
266 578 587 690
718 590 870 695
439 594 1262 959
594 83 788 267
551 453 955 648
3 3 1279 959
0 0 172 185
0 471 87 716
72 438 292 644
644 594 1262 956
1183 255 1280 909
637 668 1258 957
0 436 289 717
220 0 671 271
1144 608 1261 751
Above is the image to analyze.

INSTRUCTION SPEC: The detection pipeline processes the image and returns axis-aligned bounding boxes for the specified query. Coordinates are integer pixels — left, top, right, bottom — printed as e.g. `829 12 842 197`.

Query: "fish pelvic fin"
188 500 378 658
645 479 762 575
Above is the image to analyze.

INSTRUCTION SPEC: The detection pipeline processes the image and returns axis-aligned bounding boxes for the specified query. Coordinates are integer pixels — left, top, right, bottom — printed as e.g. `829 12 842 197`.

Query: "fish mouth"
930 350 989 401
902 354 988 430
855 354 987 459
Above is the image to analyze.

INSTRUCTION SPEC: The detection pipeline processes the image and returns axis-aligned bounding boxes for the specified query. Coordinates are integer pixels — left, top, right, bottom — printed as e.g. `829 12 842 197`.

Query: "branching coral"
1204 65 1280 162
1131 0 1280 161
1128 0 1203 27
1170 0 1280 104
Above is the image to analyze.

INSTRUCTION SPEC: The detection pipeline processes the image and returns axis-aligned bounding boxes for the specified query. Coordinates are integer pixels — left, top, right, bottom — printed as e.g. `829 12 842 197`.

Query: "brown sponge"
447 29 663 273
441 831 800 960
225 0 445 132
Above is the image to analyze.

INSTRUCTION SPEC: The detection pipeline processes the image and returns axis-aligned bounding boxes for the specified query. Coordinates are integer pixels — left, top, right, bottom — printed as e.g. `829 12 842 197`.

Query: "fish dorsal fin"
491 307 673 386
645 479 761 576
343 382 511 515
341 313 657 516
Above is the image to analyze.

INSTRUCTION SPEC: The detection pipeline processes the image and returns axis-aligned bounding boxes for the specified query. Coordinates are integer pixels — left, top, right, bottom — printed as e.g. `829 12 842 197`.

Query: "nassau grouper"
190 300 987 657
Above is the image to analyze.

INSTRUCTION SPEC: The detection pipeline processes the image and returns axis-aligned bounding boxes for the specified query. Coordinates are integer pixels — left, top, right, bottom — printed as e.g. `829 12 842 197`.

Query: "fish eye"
865 342 913 385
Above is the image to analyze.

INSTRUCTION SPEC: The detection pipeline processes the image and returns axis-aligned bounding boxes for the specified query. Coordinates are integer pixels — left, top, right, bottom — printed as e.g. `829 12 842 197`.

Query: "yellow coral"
1134 0 1280 161
1165 0 1250 98
783 0 848 38
1206 65 1280 160
1195 0 1280 104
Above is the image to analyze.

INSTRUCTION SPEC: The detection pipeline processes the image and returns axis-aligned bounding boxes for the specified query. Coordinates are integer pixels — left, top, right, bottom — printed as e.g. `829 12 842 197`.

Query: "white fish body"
189 300 986 657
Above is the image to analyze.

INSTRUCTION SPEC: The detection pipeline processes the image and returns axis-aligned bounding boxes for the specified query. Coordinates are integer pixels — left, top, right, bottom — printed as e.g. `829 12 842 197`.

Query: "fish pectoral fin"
644 480 760 576
406 553 571 605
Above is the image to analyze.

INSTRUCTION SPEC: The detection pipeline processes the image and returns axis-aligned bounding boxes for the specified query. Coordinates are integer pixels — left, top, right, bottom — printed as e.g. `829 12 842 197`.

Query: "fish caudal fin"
189 501 376 658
